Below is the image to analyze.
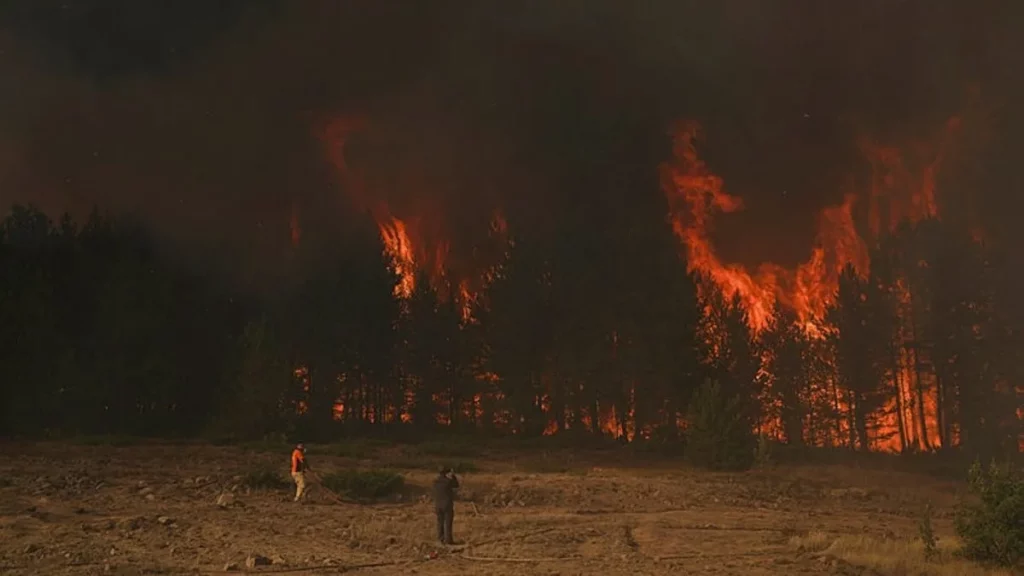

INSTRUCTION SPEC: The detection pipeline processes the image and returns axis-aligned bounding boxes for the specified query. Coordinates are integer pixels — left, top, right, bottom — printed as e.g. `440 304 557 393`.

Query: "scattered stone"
271 554 287 565
157 516 173 526
216 493 235 508
145 493 155 501
183 478 194 486
232 475 243 483
223 562 239 571
245 555 271 568
117 517 143 530
24 543 39 554
139 487 153 496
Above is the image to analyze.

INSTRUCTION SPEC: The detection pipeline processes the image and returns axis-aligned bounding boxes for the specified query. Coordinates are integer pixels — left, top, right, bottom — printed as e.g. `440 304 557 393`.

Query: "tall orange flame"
662 118 961 333
320 116 508 322
663 116 965 451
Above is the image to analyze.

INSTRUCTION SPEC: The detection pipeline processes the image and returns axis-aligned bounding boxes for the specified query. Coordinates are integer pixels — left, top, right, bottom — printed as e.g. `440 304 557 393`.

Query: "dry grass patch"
789 531 1015 576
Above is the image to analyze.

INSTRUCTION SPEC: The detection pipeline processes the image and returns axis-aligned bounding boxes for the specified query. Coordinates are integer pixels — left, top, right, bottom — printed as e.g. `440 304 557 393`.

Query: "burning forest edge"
0 110 1021 465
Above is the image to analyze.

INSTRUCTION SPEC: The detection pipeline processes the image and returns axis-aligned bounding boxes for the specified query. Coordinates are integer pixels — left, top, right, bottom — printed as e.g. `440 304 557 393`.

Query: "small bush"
754 434 774 468
518 455 583 475
408 437 482 458
319 469 404 500
309 439 390 459
954 460 1024 568
381 457 481 474
918 501 938 561
242 468 290 491
72 435 139 446
683 379 756 471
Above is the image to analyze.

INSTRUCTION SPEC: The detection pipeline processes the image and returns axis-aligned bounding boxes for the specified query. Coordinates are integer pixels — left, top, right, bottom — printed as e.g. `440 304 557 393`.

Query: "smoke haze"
1 0 1021 291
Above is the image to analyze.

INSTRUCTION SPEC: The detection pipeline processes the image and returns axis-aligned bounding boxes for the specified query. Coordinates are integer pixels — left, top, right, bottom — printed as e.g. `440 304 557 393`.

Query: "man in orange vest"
290 443 311 502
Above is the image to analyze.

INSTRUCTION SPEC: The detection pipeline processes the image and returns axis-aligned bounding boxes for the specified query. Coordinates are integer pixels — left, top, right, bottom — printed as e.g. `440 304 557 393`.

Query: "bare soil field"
0 441 1011 576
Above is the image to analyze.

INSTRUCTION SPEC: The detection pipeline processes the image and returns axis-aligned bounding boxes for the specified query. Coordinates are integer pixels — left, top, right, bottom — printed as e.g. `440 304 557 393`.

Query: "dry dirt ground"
0 441 1011 576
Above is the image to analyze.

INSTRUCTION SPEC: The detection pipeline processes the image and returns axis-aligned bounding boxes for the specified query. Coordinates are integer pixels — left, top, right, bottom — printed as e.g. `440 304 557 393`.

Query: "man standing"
431 467 459 545
290 443 310 502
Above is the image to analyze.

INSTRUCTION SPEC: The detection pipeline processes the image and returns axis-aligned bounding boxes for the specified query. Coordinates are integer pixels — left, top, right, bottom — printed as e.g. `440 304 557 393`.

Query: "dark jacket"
431 473 459 509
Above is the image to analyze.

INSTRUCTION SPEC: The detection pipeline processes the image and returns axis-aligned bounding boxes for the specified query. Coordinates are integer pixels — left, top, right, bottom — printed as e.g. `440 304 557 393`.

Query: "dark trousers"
435 506 454 544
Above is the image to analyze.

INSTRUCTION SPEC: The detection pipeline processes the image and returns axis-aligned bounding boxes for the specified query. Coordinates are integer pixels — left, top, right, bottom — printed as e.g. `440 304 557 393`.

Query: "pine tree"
828 265 892 450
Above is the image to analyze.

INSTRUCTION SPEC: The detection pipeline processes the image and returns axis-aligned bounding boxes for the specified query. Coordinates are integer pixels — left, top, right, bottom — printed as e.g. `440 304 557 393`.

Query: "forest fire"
662 118 961 333
663 115 969 451
304 105 1015 452
319 116 494 316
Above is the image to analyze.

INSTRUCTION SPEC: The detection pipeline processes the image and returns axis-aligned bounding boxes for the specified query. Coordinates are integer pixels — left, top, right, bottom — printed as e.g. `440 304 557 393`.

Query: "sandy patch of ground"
0 442 1005 575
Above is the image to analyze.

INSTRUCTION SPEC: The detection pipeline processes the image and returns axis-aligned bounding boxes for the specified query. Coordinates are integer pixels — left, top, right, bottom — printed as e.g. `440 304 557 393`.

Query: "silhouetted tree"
762 306 811 446
827 265 892 450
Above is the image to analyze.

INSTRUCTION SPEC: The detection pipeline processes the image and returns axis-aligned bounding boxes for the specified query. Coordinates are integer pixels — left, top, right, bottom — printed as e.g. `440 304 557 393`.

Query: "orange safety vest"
291 449 306 474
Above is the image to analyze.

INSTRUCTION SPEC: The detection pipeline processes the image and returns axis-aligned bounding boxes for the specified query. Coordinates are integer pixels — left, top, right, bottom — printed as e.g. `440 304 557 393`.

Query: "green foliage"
213 317 293 441
447 460 480 474
379 456 480 474
318 469 405 500
754 434 774 468
70 435 141 446
242 468 290 491
954 460 1024 568
918 501 938 561
518 454 584 475
309 438 392 459
408 437 482 458
683 379 756 471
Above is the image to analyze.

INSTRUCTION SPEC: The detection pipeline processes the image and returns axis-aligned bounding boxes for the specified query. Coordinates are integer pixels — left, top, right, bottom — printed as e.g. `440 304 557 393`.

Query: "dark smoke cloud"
0 0 1019 290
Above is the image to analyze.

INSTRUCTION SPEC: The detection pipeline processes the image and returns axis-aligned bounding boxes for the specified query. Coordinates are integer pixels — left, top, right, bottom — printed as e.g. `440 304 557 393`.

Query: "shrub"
954 460 1024 568
754 434 774 468
319 469 404 500
72 435 139 446
918 501 938 561
308 438 391 459
408 437 482 458
382 457 481 474
683 379 756 471
242 468 290 491
447 460 480 474
518 454 584 475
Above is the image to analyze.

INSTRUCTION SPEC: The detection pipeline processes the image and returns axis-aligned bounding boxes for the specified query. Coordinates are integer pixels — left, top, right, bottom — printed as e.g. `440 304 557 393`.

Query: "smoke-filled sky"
1 0 1022 291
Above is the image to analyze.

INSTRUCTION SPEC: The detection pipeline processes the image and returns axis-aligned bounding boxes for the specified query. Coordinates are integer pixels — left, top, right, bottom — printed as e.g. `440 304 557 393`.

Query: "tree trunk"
906 289 933 451
890 345 909 452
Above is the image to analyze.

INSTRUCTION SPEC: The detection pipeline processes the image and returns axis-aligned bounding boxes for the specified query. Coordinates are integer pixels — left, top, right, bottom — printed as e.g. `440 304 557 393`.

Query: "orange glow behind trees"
286 108 1020 454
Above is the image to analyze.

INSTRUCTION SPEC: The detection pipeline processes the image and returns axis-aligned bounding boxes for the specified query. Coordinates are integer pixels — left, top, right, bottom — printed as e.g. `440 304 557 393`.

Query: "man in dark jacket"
431 467 459 545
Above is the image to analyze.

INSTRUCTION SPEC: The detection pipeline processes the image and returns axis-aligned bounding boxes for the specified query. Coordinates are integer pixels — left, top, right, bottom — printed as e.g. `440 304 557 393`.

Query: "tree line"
0 204 1019 462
